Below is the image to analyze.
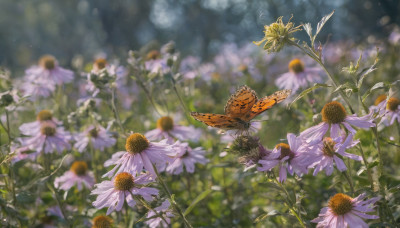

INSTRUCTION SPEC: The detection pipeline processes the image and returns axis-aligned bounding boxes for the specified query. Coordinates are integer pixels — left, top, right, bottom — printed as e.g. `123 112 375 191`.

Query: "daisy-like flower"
145 200 174 228
92 215 113 228
145 116 202 143
74 125 116 153
306 134 361 176
85 58 117 96
20 79 55 101
25 55 74 86
258 133 310 182
54 161 95 191
19 110 61 134
312 193 379 227
275 58 323 93
19 122 71 155
300 101 375 145
371 95 400 126
103 133 176 178
92 172 158 215
179 56 201 80
144 50 170 75
166 142 209 175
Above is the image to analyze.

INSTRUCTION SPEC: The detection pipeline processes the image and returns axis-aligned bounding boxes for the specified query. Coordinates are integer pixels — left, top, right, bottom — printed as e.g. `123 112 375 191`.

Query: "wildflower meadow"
1 6 400 228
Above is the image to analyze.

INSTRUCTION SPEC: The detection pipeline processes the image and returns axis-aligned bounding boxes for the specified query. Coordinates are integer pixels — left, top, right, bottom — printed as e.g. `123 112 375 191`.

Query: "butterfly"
190 85 291 131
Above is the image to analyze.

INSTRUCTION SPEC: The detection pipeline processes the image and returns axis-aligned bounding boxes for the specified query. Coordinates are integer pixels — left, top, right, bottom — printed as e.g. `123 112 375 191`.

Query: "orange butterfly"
190 85 291 131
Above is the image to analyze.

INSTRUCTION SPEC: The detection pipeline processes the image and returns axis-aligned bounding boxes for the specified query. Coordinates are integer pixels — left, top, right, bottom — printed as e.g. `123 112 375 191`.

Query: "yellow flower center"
387 97 400 112
321 101 347 124
374 94 387 106
238 64 248 72
146 50 161 60
211 72 221 80
125 133 149 154
157 116 174 131
37 110 53 122
93 58 107 72
328 193 353 216
322 137 335 157
40 124 56 136
88 128 99 138
39 55 56 70
275 143 294 160
92 215 113 228
288 59 305 73
70 161 88 176
114 172 135 191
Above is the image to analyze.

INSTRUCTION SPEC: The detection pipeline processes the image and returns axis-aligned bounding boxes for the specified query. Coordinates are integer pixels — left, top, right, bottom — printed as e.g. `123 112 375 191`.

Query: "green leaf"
357 64 377 89
362 82 388 102
183 189 213 216
254 210 280 223
302 23 313 41
314 10 335 41
289 83 331 108
367 160 379 169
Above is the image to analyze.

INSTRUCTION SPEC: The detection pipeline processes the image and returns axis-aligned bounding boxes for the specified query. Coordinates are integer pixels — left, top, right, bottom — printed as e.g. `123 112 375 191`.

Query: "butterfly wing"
190 112 245 130
224 85 258 118
242 89 291 121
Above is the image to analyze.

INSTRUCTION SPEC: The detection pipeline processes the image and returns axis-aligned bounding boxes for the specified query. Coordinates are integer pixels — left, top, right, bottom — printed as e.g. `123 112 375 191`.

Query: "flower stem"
357 144 374 190
135 79 162 116
152 164 193 228
130 191 169 225
110 87 125 133
47 183 71 227
342 170 355 195
271 172 305 228
2 110 17 206
290 41 355 114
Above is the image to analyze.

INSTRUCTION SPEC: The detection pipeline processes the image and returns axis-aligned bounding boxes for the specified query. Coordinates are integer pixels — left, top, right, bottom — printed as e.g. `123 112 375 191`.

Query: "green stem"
47 183 71 227
271 172 305 228
130 191 169 225
152 164 193 228
3 110 16 206
342 170 355 195
136 79 162 116
110 87 125 133
357 144 374 190
290 41 355 114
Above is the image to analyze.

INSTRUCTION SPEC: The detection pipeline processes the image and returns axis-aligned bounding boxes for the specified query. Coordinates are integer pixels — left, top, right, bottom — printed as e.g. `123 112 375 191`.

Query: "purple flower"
19 110 61 135
145 200 174 228
92 172 158 215
258 133 311 182
74 125 116 152
54 161 95 191
20 78 55 101
305 134 361 176
166 142 209 175
145 116 202 143
24 55 74 86
275 58 323 93
300 101 375 145
18 122 71 156
103 133 176 178
370 95 400 126
312 193 379 228
179 56 201 80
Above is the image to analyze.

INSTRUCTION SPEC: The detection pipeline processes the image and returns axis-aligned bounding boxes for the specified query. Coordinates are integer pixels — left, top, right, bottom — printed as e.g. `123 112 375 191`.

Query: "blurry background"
0 0 399 72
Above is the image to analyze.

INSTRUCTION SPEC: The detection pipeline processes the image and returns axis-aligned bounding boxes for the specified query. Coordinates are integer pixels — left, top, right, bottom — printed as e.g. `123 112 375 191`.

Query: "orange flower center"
275 143 294 160
387 97 400 112
322 137 336 157
40 123 56 136
92 215 113 228
374 94 387 106
70 161 88 176
328 193 353 215
93 58 107 72
288 58 305 73
321 101 347 124
157 116 174 131
37 110 53 122
39 55 56 70
114 172 135 191
146 50 161 60
125 133 149 154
